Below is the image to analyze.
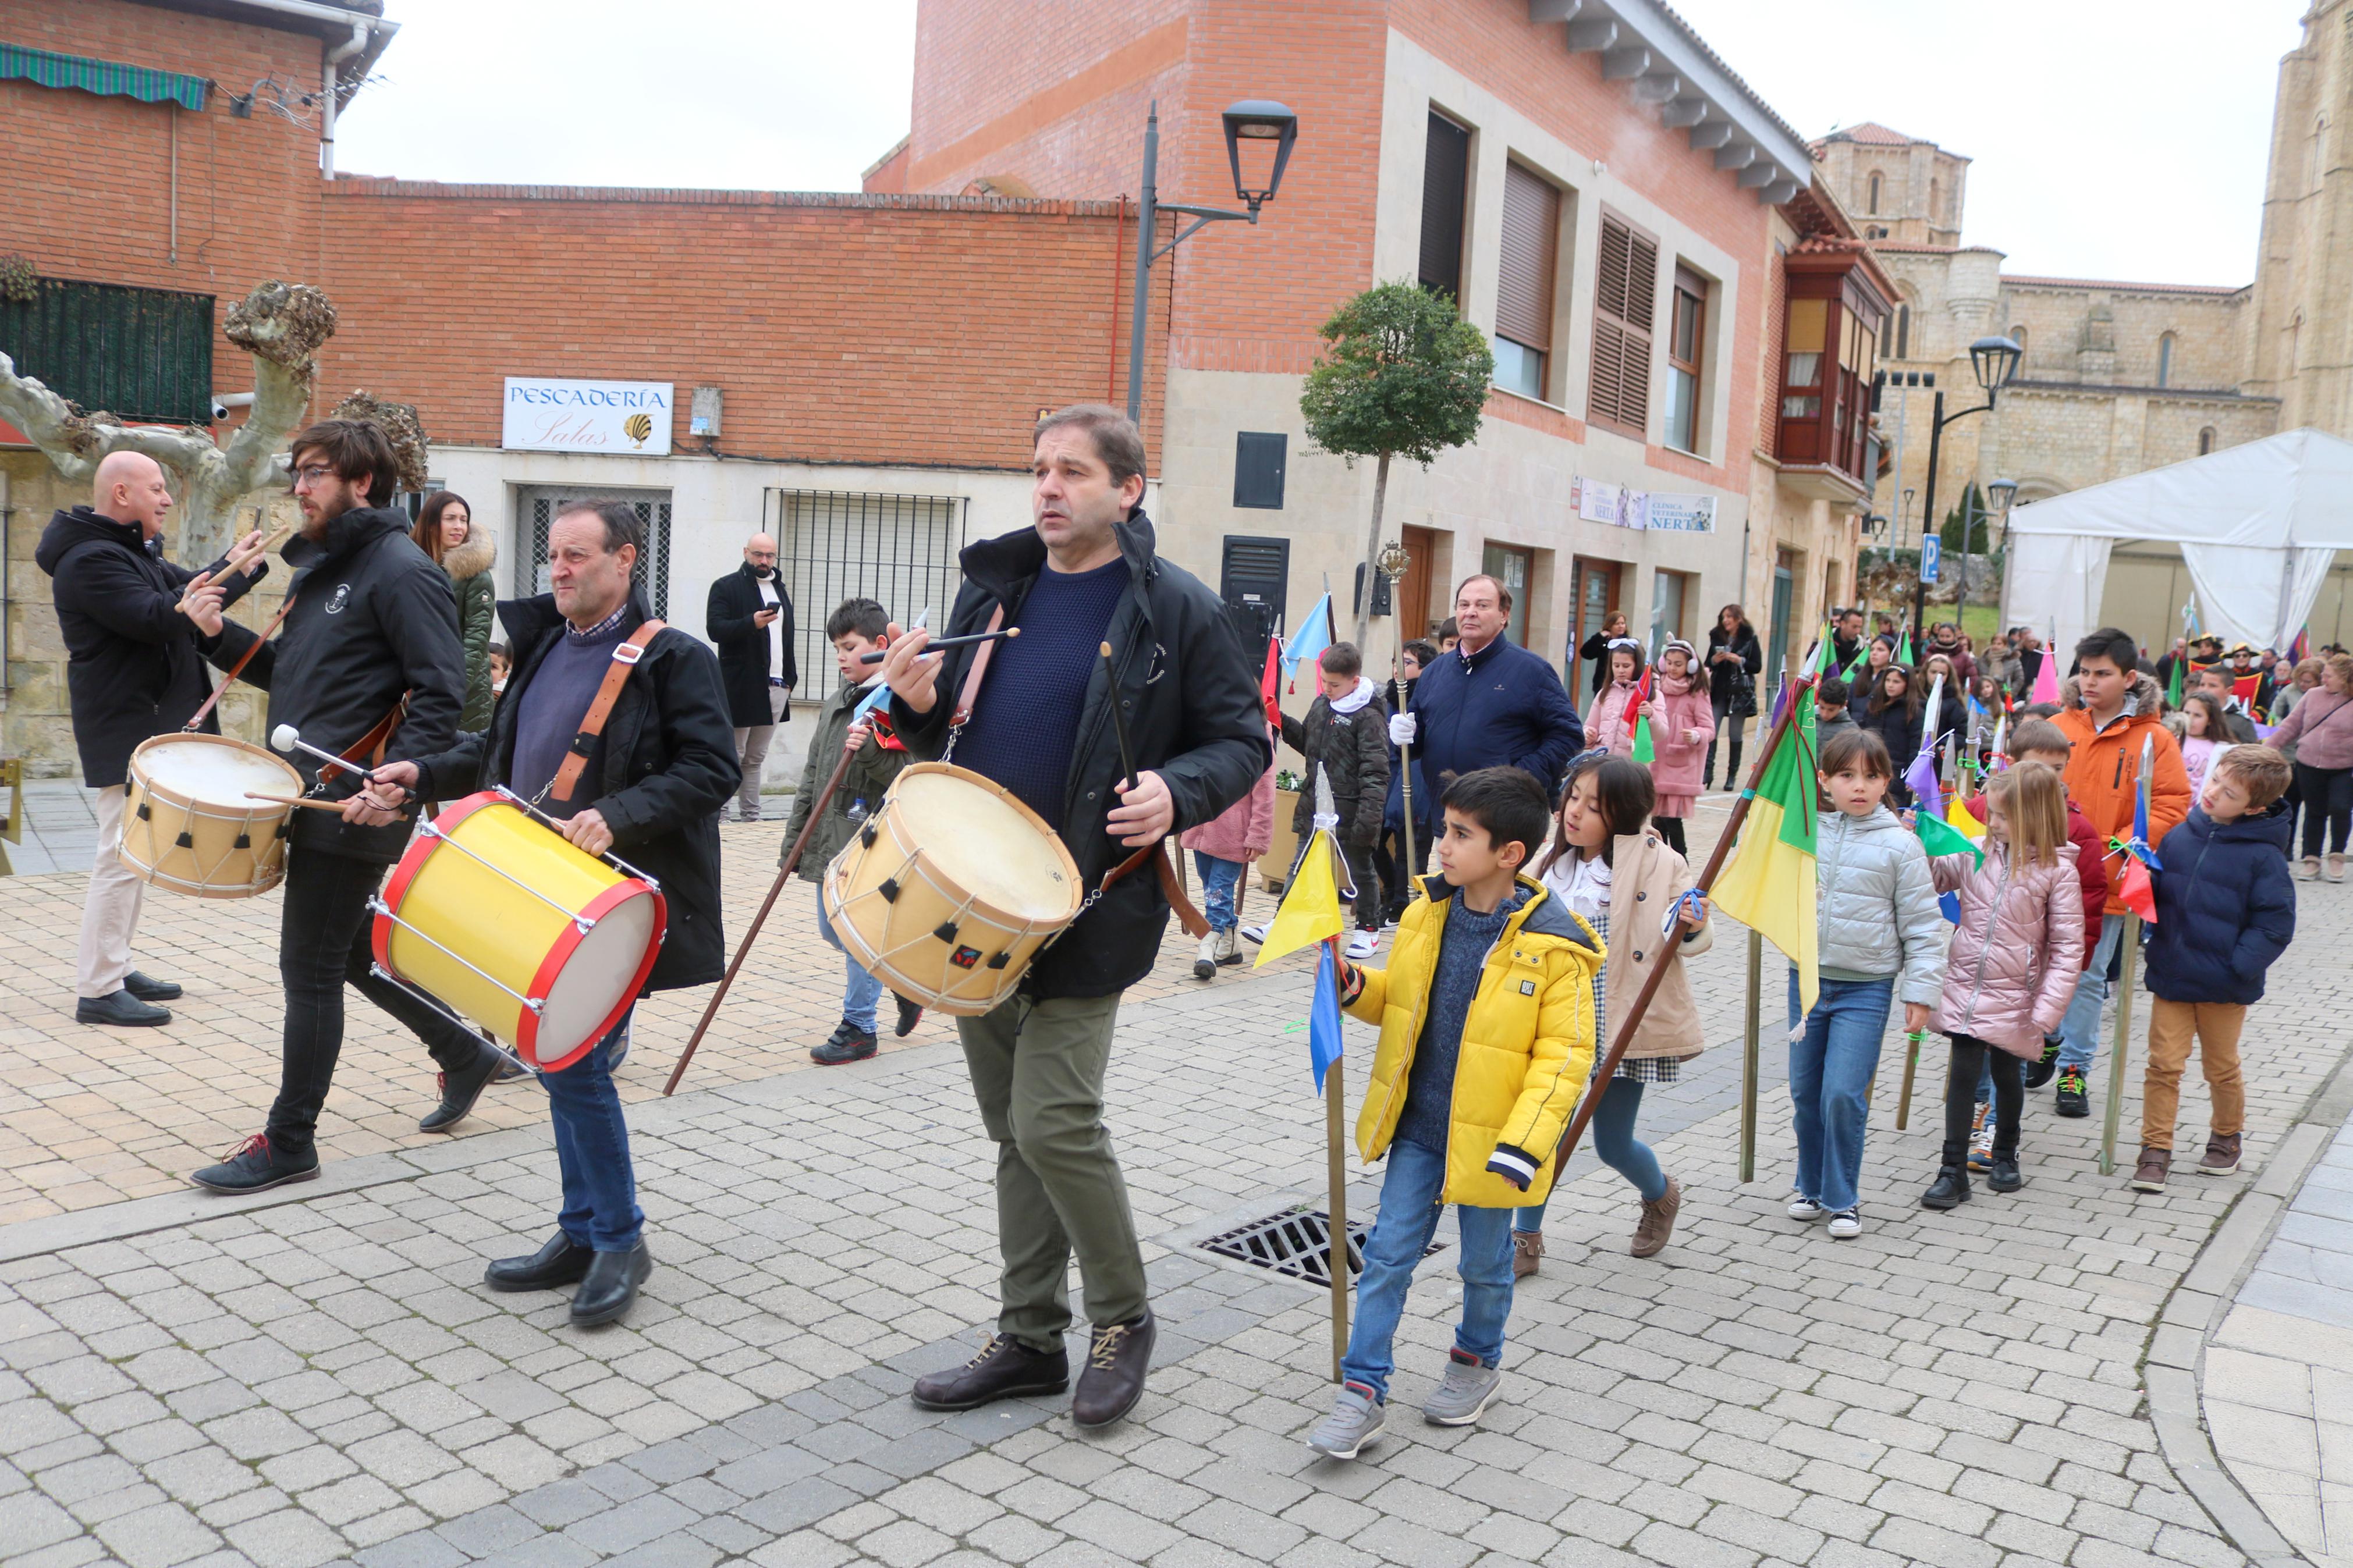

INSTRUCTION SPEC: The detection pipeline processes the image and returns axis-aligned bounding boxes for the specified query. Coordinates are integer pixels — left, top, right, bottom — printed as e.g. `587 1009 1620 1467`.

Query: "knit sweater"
1394 884 1525 1153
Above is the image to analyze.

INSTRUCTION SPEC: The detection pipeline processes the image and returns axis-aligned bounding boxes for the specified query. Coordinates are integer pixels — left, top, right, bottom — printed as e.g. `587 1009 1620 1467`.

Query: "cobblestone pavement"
0 790 2347 1566
2205 1103 2353 1563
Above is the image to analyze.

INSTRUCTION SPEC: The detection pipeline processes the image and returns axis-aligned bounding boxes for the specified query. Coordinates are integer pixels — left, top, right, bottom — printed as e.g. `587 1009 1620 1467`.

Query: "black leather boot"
1722 741 1744 790
1071 1307 1155 1429
911 1333 1070 1410
484 1232 593 1292
1921 1165 1972 1210
420 1041 506 1133
1987 1154 2024 1193
569 1243 652 1326
124 970 183 1001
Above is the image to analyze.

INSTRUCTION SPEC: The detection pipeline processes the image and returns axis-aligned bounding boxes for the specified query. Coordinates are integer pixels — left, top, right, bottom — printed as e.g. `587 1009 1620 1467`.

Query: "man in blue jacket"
1388 574 1582 812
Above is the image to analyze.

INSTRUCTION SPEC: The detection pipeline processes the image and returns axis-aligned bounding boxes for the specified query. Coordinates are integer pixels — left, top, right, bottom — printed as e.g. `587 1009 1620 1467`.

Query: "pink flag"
2030 645 2060 706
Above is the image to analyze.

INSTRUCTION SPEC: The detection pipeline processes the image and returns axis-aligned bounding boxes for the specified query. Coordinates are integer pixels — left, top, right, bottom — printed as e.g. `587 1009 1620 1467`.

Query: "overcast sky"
339 0 2295 287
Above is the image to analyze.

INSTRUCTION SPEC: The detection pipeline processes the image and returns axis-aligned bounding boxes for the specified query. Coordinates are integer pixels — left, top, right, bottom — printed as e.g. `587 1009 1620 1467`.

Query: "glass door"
1482 543 1533 649
1571 557 1622 696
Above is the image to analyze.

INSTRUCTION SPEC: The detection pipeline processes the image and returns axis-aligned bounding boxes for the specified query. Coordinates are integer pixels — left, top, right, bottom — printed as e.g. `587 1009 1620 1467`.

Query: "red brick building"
2 0 1880 771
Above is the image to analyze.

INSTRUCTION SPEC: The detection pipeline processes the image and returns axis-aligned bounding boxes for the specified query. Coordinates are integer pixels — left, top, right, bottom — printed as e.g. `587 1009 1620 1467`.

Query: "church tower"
2244 0 2353 435
1812 124 1969 246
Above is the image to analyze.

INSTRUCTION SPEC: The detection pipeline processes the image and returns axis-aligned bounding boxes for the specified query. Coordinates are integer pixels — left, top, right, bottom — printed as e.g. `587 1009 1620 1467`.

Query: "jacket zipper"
1368 895 1529 1205
1957 849 2014 1032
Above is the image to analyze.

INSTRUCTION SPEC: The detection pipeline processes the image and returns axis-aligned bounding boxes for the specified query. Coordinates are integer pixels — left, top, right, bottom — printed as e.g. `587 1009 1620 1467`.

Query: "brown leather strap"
950 606 1007 727
550 620 666 802
315 696 409 787
1100 841 1210 938
184 592 298 732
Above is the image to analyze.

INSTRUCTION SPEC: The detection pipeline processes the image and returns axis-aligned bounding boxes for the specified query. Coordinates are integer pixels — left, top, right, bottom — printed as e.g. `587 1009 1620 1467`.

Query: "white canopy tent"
2004 428 2353 657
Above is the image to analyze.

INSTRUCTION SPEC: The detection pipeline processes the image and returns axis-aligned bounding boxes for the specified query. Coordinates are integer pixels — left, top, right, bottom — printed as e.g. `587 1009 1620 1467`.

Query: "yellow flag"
1255 828 1346 966
1947 797 1986 840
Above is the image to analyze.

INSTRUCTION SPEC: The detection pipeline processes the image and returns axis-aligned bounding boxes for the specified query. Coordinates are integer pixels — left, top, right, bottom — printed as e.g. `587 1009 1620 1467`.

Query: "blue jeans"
818 902 883 1034
1513 1078 1666 1233
1342 1138 1516 1402
1193 852 1245 933
2057 915 2125 1076
1786 971 1893 1214
545 1009 641 1253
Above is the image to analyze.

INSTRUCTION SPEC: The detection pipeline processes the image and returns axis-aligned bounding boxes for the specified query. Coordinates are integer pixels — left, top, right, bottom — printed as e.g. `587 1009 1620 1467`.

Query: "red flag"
1622 666 1651 731
1260 636 1282 728
2116 856 2157 924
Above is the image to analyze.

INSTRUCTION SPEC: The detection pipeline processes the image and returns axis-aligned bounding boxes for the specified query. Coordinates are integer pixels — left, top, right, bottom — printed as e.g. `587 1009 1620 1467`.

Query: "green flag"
2165 655 2184 709
1916 806 1983 866
1632 712 1655 763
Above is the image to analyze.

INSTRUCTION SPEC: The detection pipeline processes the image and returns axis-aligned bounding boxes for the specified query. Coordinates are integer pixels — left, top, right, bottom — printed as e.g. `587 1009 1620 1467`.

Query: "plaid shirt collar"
566 602 631 644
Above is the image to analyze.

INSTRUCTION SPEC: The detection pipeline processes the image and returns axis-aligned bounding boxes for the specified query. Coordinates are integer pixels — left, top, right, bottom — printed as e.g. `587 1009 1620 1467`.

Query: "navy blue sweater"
2143 802 2297 1005
1407 635 1584 801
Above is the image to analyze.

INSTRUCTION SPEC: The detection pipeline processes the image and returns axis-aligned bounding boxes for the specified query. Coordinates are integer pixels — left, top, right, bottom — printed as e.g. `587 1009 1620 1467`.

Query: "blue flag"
1310 941 1346 1090
1282 592 1334 690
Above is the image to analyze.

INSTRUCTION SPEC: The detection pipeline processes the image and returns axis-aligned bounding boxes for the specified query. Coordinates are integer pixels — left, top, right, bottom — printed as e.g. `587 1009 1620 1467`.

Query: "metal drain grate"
1196 1204 1442 1288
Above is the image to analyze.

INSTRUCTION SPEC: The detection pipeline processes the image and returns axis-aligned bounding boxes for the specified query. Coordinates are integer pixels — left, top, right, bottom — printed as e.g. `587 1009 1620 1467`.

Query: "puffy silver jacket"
1813 807 1949 1007
1929 840 2086 1055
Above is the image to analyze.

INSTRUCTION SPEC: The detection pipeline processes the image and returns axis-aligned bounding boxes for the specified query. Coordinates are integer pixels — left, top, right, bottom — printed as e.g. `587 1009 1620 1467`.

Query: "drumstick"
1101 642 1137 790
178 522 291 612
856 626 1018 664
663 742 862 1098
245 792 347 811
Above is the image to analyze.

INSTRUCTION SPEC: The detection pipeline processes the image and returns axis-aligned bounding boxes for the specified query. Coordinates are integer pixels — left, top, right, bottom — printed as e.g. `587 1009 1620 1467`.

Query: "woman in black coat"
1861 664 1927 805
1575 610 1631 697
1703 603 1762 790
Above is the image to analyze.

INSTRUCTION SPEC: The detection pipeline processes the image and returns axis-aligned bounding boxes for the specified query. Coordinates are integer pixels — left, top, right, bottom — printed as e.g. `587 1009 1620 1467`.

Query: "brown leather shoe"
2131 1147 2171 1193
2198 1133 2242 1175
910 1334 1069 1411
1071 1308 1154 1429
1630 1175 1681 1258
1511 1231 1543 1279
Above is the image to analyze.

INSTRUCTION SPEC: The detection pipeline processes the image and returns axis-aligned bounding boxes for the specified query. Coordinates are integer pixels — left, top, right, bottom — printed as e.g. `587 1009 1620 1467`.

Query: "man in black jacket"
879 404 1266 1429
370 500 738 1325
183 419 506 1194
37 451 268 1026
707 534 796 822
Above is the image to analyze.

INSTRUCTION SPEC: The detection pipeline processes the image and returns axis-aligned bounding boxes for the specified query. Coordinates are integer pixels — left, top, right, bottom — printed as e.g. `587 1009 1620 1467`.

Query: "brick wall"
0 0 329 403
314 183 1160 471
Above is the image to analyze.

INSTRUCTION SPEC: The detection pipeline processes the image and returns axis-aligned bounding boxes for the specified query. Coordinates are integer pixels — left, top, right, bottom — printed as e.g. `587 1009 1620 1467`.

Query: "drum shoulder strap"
551 620 667 803
951 605 1008 728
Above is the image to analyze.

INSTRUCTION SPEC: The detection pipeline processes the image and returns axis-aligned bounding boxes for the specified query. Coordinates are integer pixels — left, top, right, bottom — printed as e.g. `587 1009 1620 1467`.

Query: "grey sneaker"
1306 1381 1385 1459
1421 1349 1502 1427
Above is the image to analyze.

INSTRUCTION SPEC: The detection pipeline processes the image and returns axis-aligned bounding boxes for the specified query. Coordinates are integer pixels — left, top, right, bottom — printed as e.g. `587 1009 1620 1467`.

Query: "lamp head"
270 724 300 753
1969 335 2022 396
1988 478 2020 514
1222 99 1298 214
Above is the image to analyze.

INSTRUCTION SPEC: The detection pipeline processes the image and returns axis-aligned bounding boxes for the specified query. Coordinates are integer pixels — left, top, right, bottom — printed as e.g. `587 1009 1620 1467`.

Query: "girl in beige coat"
1515 753 1712 1273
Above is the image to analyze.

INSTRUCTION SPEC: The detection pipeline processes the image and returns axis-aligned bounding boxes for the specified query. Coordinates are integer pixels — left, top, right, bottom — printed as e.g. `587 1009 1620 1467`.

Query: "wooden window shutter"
1588 212 1658 435
1495 163 1559 350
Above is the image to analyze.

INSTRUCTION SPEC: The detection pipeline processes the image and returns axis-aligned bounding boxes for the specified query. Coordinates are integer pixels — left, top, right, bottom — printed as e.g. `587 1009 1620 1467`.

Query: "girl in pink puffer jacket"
1920 763 2085 1210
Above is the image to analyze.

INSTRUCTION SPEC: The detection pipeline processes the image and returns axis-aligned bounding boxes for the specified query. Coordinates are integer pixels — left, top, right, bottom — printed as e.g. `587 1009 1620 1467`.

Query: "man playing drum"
36 451 269 1026
182 419 506 1193
365 500 738 1325
878 404 1266 1427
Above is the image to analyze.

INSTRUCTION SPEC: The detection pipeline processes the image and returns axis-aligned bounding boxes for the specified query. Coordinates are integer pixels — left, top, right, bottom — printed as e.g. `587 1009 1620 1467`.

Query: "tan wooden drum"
120 733 304 898
823 762 1083 1015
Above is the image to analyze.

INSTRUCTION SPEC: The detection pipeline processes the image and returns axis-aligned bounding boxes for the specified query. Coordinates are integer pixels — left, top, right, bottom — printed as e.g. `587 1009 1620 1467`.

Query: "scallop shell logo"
623 413 653 447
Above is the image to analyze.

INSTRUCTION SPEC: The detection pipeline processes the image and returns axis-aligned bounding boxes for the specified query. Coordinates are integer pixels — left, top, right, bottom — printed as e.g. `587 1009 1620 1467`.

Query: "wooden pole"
1543 678 1812 1174
1896 1030 1923 1131
664 744 860 1096
1739 930 1762 1183
2099 915 2143 1175
1323 963 1350 1384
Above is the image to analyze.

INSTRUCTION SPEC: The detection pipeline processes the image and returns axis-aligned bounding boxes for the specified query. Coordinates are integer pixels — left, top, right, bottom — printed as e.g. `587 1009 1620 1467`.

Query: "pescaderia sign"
502 378 674 456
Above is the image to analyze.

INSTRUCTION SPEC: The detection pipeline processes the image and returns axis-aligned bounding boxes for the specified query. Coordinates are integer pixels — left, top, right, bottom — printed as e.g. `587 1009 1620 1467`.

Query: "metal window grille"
527 492 671 617
770 490 968 685
1197 1203 1440 1288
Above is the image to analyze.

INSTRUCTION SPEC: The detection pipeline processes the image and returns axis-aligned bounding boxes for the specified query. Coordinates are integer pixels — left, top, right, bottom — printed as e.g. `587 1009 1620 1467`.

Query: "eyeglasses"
292 464 335 488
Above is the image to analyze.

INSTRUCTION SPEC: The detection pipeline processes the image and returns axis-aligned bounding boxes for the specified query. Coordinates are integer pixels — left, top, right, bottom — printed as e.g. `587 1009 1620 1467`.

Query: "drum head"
135 735 301 805
535 891 660 1066
895 767 1081 921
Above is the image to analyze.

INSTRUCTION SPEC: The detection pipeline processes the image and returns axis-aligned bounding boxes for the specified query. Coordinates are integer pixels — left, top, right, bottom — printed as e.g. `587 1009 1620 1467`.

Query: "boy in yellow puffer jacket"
1305 767 1601 1460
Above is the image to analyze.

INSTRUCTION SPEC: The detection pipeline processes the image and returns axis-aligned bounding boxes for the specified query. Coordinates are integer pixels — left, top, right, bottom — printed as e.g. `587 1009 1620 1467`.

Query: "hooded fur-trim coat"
439 533 497 733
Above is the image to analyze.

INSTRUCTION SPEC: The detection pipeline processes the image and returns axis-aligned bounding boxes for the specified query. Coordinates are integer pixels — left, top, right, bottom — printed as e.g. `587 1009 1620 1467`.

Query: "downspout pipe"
320 17 368 179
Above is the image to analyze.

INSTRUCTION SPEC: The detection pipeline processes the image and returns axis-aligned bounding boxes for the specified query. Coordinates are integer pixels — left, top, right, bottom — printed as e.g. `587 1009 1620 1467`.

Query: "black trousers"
269 847 487 1157
2294 762 2353 857
1942 1033 2021 1168
1703 691 1745 788
1654 816 1687 856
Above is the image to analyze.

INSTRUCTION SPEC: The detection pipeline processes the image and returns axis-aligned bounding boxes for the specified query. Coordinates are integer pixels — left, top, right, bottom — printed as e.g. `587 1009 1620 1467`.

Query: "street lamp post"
1954 477 2018 634
1124 99 1299 425
1910 336 2023 649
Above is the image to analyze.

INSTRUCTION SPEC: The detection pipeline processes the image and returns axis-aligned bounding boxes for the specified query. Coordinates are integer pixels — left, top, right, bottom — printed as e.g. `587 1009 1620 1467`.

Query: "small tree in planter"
1299 282 1493 648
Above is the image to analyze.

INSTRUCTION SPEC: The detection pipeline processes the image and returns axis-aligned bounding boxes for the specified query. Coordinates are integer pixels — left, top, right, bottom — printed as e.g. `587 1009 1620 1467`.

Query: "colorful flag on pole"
2030 644 2060 707
1917 806 1984 867
1306 941 1346 1090
1629 667 1655 763
1712 681 1820 1012
1281 593 1333 692
2165 653 2184 710
1256 779 1348 968
1946 796 1986 839
1259 634 1283 728
1904 745 1943 819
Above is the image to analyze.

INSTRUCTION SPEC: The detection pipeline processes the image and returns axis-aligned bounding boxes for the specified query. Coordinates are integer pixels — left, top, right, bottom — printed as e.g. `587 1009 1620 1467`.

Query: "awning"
0 44 207 112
